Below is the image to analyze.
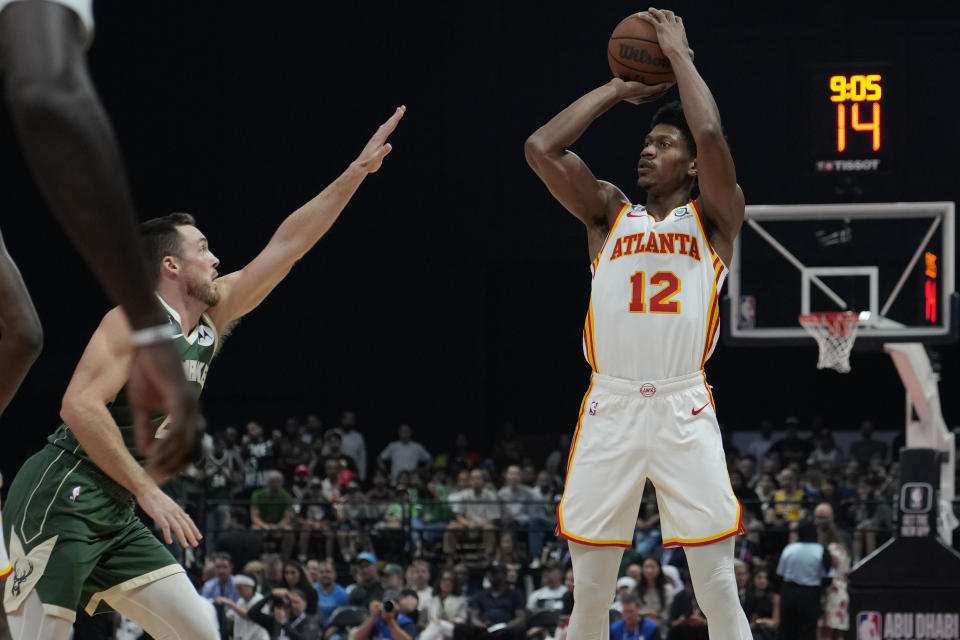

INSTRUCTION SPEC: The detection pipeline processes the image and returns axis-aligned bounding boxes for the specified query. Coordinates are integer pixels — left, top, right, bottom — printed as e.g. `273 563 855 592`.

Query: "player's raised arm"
59 308 201 548
639 8 744 255
207 106 404 329
524 79 671 257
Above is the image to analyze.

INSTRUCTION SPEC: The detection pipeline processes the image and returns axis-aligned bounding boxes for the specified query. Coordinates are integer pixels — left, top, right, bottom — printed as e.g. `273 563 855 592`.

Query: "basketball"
607 14 675 84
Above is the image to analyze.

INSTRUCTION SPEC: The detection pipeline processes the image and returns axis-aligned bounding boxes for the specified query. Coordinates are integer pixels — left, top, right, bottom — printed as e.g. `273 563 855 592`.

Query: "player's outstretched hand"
128 340 205 482
610 77 674 105
638 8 694 61
136 485 202 548
356 106 406 173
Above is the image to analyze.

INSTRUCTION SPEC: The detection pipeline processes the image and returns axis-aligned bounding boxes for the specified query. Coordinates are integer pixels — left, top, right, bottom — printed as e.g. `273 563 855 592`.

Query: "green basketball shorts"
2 445 183 622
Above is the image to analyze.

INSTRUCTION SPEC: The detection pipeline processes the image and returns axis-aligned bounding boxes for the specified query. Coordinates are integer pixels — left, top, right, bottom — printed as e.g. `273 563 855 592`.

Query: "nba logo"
738 296 756 329
900 482 932 513
588 401 599 416
910 487 927 511
856 611 882 640
909 486 924 510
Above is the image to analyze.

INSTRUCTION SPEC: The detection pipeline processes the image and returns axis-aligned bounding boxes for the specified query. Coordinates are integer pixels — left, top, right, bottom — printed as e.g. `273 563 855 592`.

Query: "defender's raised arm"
209 106 405 330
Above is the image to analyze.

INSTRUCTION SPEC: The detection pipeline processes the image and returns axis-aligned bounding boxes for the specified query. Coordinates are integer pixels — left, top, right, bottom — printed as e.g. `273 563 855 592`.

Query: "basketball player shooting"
1 106 404 640
525 8 750 639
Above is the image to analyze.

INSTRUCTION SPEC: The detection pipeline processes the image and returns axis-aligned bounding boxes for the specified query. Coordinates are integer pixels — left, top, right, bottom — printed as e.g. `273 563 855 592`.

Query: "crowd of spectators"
96 411 958 640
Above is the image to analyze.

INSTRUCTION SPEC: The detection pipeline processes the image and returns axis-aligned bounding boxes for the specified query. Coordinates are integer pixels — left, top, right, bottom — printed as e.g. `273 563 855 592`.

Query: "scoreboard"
809 65 893 174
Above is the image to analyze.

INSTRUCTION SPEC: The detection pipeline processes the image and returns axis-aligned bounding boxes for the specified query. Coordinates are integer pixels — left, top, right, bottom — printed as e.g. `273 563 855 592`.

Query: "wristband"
131 323 177 346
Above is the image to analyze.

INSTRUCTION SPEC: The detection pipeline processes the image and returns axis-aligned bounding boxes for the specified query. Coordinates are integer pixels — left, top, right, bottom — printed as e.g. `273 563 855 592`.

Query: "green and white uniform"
2 298 217 622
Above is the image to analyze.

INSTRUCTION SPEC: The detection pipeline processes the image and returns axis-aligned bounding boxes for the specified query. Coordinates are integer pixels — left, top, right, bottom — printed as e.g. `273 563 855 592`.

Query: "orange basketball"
607 14 675 84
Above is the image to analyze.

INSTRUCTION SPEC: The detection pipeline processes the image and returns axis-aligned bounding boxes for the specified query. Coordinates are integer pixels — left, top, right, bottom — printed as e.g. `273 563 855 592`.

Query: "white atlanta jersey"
583 200 726 381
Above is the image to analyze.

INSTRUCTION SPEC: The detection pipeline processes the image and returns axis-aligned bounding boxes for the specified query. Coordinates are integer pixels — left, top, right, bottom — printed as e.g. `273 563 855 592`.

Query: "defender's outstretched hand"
638 8 694 61
610 77 674 105
129 340 205 482
356 106 405 173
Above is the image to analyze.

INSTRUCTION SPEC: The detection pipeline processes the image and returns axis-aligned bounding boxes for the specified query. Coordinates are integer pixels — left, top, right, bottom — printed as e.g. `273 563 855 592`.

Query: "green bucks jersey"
49 298 218 466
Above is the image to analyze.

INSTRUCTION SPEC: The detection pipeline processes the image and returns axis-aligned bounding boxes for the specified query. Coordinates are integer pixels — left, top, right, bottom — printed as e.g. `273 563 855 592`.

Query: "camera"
382 600 397 614
270 594 291 609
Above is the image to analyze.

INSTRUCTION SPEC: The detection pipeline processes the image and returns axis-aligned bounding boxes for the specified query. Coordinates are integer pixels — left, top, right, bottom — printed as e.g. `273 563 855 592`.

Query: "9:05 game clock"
809 64 893 174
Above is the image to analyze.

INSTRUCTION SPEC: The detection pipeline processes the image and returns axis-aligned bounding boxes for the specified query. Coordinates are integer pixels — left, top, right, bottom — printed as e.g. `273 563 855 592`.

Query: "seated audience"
422 569 469 640
611 594 660 640
498 465 550 568
249 588 321 640
445 469 500 557
201 552 240 602
355 596 421 640
525 562 567 614
742 567 778 640
251 471 296 559
350 552 385 607
215 572 270 640
457 563 525 640
311 559 349 624
637 556 673 624
279 561 320 616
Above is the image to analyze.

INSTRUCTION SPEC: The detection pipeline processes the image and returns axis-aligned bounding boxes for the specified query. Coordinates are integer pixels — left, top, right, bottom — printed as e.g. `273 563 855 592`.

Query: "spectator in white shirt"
406 558 434 618
610 575 637 613
444 469 500 556
526 563 567 614
338 409 369 481
379 424 432 480
498 465 552 568
214 573 270 640
421 569 468 640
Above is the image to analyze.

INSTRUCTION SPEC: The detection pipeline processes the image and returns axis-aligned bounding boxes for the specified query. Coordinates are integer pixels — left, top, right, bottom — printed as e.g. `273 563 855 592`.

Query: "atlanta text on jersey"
608 232 702 262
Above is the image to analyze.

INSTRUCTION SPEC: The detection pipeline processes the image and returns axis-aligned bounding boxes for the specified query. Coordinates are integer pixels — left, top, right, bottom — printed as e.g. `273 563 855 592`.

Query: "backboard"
723 202 957 346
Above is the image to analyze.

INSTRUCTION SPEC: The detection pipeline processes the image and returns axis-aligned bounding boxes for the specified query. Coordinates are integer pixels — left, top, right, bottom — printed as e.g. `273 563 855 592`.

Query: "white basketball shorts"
557 369 744 548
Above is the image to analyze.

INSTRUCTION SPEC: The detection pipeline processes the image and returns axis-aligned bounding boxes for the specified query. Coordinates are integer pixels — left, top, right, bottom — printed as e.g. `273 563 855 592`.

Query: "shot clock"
829 74 881 152
809 65 893 174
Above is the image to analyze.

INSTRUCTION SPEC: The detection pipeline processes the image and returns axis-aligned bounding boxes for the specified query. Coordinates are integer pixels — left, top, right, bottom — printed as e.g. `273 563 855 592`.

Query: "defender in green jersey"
2 106 404 640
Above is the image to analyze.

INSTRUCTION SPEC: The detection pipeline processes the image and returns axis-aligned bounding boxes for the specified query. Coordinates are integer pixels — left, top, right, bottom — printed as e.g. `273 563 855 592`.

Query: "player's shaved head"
140 212 196 282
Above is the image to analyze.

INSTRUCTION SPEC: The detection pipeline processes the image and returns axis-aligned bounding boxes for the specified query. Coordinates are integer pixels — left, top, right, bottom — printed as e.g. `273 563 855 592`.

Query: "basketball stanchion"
798 311 861 373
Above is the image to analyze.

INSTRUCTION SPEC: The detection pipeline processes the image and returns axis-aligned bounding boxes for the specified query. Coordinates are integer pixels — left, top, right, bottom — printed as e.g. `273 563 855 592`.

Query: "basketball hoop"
798 311 861 373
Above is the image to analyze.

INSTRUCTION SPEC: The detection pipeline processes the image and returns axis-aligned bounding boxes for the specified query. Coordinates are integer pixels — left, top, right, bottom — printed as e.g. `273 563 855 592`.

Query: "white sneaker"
529 558 541 569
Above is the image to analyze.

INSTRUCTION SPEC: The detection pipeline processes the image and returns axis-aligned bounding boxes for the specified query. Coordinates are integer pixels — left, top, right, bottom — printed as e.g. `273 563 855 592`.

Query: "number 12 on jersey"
629 271 681 313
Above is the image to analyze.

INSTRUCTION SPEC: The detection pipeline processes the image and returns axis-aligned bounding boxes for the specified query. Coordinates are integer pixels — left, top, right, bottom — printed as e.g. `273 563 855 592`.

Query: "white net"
798 311 861 373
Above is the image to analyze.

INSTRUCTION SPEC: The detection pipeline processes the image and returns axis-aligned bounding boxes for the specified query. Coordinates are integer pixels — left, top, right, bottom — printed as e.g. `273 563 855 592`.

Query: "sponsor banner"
855 610 960 639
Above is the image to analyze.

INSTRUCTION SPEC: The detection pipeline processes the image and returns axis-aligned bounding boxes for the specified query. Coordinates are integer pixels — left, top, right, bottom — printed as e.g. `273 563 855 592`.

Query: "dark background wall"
1 1 958 475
